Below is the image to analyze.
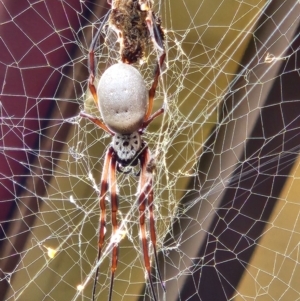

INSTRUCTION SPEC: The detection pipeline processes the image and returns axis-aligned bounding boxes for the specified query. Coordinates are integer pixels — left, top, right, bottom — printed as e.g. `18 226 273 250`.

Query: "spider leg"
146 11 164 53
138 146 165 300
88 11 110 107
108 150 118 301
80 111 114 135
82 11 113 135
92 147 114 301
143 12 166 123
146 166 166 292
142 105 165 130
142 51 166 128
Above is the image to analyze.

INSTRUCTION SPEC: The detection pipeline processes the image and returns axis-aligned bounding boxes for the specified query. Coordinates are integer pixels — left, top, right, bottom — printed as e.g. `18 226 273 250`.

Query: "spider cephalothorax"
112 131 142 162
80 1 166 300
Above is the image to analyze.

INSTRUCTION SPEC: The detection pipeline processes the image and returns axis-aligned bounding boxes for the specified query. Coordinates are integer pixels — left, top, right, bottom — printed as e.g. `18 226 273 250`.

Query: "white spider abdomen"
97 63 148 134
112 131 142 162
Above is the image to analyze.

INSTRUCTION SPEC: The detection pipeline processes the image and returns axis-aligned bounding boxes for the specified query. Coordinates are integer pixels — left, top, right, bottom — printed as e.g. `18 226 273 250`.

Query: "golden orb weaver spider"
80 0 166 300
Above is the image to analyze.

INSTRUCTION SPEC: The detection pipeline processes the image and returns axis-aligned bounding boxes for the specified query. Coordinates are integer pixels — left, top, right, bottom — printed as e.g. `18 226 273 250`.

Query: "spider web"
1 0 300 301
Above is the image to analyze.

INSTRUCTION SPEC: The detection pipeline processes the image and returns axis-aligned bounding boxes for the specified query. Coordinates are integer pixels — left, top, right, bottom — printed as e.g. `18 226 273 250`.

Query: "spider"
80 1 166 300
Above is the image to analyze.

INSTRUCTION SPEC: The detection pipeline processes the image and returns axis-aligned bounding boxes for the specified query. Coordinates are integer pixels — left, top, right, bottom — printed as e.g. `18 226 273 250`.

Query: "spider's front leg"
92 147 119 301
92 147 114 301
138 147 165 301
108 150 119 301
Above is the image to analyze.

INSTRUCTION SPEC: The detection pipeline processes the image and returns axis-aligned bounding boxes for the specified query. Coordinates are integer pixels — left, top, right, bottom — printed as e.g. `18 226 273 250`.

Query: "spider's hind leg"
143 10 166 123
88 11 110 107
146 11 165 53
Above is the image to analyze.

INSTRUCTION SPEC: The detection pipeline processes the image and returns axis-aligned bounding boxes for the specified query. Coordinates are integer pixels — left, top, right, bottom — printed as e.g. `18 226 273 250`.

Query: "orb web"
1 1 300 301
